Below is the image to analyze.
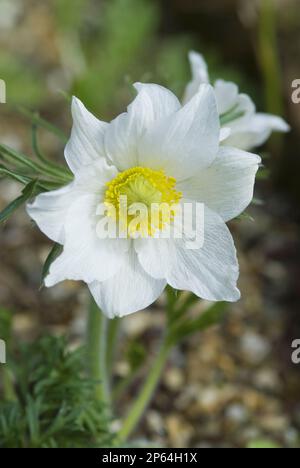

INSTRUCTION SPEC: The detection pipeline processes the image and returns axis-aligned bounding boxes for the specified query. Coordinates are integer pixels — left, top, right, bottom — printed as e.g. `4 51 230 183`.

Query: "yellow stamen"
104 166 182 237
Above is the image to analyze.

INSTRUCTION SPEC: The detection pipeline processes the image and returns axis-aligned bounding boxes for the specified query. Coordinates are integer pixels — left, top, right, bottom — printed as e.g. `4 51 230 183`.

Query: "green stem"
1 367 17 401
106 318 120 373
117 286 182 443
258 0 283 117
113 370 138 402
258 0 285 163
117 341 170 443
87 297 110 408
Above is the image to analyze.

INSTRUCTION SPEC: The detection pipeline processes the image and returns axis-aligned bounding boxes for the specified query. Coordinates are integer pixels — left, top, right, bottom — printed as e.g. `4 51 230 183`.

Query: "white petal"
136 206 240 302
27 158 118 244
133 83 181 126
228 94 256 126
183 51 209 104
26 183 75 244
88 248 166 318
220 127 231 142
189 51 210 83
214 79 239 115
74 158 118 196
222 129 264 151
177 146 261 222
105 83 181 171
139 84 220 180
255 113 290 133
45 194 129 286
223 112 290 150
65 96 108 173
219 94 256 149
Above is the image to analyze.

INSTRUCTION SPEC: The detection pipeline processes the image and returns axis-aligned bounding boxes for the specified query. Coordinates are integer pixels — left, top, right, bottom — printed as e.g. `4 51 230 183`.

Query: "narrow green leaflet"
0 164 65 191
0 143 44 173
41 243 63 286
235 212 255 222
31 124 73 178
171 292 199 322
0 164 31 185
0 180 40 224
167 301 227 346
16 106 68 143
0 143 72 183
256 167 270 180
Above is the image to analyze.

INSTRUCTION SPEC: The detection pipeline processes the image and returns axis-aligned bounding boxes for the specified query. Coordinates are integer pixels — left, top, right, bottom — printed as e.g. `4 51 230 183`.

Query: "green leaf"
168 301 227 345
21 179 39 197
0 180 40 224
41 243 63 286
235 212 255 222
0 308 13 343
0 143 72 183
0 164 64 191
0 164 31 185
256 167 270 180
31 124 73 178
16 106 68 143
0 143 45 173
57 89 72 104
31 123 53 166
0 335 114 447
166 285 180 321
172 292 199 321
25 396 41 445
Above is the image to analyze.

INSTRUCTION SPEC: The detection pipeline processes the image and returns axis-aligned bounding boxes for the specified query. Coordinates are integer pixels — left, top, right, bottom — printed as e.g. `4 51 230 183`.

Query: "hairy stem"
87 297 110 409
117 341 170 443
106 318 120 373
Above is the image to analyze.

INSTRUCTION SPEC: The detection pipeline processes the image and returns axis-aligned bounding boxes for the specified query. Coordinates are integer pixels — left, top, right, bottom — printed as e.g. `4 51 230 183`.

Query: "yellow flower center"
104 166 182 237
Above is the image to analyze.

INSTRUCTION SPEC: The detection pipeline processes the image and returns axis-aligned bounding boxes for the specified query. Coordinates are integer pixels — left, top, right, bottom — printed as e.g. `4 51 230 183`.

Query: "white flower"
27 83 260 318
183 51 290 150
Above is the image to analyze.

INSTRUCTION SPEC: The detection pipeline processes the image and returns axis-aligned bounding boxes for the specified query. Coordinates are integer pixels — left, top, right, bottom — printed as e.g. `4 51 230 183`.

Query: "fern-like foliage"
0 335 115 448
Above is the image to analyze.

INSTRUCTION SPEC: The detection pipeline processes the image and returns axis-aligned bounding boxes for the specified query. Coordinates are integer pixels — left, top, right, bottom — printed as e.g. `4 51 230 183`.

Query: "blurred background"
0 0 300 448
